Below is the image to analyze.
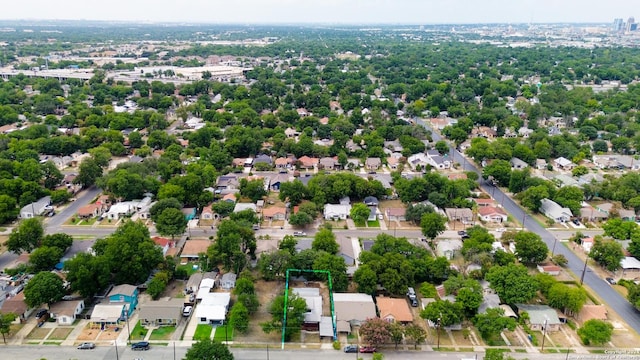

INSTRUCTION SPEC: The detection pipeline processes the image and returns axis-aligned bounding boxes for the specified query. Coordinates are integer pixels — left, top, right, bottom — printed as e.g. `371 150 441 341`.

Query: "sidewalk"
8 318 38 345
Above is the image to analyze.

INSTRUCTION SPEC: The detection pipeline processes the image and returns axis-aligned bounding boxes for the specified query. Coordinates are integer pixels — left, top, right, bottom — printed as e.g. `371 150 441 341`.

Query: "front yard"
149 326 176 340
193 324 213 341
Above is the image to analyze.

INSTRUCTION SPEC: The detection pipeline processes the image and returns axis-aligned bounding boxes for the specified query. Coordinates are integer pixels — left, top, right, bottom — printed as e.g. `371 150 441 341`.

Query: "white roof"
333 293 374 303
324 204 351 216
200 278 215 289
621 257 640 270
293 288 320 297
233 203 257 213
196 287 211 300
200 292 231 306
90 304 124 322
195 304 226 321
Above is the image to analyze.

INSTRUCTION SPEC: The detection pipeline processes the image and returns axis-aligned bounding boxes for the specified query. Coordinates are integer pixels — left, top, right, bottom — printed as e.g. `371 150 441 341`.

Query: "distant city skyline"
0 0 637 24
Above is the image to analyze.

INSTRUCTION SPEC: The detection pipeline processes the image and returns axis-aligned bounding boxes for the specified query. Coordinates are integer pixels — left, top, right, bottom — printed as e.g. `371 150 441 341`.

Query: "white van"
182 306 193 317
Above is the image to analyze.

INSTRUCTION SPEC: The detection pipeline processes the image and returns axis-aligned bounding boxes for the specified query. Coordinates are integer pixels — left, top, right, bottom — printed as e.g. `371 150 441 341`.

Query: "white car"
293 231 306 237
496 227 506 232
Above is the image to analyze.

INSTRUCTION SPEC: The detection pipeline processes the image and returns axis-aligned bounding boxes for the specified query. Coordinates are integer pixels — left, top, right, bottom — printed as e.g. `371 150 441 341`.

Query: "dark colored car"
606 277 616 285
344 345 358 353
461 234 470 240
77 342 95 350
131 341 150 351
35 309 48 319
457 230 467 236
359 346 376 353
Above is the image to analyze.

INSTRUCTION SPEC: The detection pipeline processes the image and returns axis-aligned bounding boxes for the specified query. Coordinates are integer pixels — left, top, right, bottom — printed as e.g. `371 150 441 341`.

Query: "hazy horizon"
0 0 637 25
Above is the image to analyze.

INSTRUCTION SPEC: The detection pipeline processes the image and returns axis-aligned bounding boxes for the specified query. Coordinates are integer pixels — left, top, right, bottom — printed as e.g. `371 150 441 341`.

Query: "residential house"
579 207 608 222
478 293 501 314
620 209 637 221
515 304 561 331
425 150 451 169
234 203 257 213
436 239 463 260
139 298 184 327
20 196 52 218
284 127 299 138
105 202 135 220
319 157 339 170
553 157 576 171
222 193 237 203
324 204 352 220
581 237 595 253
0 292 29 323
108 284 138 317
76 203 105 219
407 153 429 169
49 300 85 325
445 208 474 224
270 173 291 191
293 288 323 330
253 154 273 167
216 175 240 191
333 293 377 329
220 273 237 290
540 198 573 223
473 198 496 208
384 140 404 153
554 174 580 188
201 205 214 220
386 208 406 221
535 159 548 170
363 196 379 206
346 139 362 153
621 257 640 277
275 157 295 169
180 239 212 262
375 297 413 323
387 156 400 170
90 303 127 328
537 264 562 276
262 206 287 221
196 292 231 325
592 155 640 170
478 206 508 223
297 108 309 117
365 157 382 170
298 156 319 169
474 126 497 139
510 157 529 169
182 207 197 221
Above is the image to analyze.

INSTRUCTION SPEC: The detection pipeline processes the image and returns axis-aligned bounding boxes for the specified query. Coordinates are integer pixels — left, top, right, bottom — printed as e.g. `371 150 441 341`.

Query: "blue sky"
1 0 637 24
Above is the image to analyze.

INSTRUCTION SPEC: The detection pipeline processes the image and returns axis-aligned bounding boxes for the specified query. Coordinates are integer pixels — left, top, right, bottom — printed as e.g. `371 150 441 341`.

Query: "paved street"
0 346 615 360
416 118 640 334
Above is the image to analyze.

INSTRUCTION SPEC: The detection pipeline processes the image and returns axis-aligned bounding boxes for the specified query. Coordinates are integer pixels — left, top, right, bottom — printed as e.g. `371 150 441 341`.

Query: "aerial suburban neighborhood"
2 5 640 360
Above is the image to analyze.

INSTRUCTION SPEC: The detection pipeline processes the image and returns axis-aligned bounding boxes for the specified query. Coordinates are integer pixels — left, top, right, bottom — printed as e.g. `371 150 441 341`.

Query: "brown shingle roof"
375 297 413 323
181 240 212 257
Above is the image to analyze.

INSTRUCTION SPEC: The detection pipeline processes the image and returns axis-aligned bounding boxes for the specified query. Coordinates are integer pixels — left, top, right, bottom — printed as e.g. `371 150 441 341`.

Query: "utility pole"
551 236 558 257
580 256 589 285
540 318 548 352
115 341 119 360
436 317 441 349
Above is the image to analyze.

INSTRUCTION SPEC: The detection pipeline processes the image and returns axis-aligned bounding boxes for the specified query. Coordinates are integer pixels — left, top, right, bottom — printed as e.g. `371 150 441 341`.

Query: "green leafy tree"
0 195 18 224
64 253 111 298
519 185 550 212
288 211 314 227
155 207 188 239
311 228 339 254
473 308 516 342
147 271 169 299
589 238 624 272
353 265 378 295
149 198 183 222
547 283 586 315
29 246 63 272
233 277 256 296
74 158 102 188
404 324 427 349
229 302 250 333
41 233 73 253
577 319 613 345
238 293 260 315
485 264 538 305
261 292 307 341
603 218 638 240
405 203 434 225
278 180 307 205
184 339 234 360
350 203 371 225
278 235 298 255
313 252 349 292
420 212 447 240
483 159 512 186
359 317 392 347
389 322 405 349
420 299 464 327
514 231 548 264
7 218 44 254
239 178 267 202
23 271 64 309
257 250 292 281
0 313 17 344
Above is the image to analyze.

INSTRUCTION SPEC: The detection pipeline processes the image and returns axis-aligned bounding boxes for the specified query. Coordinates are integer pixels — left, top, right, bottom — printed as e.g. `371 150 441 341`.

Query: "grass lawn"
48 328 73 340
79 217 98 226
177 263 199 277
27 327 51 340
214 325 234 342
149 326 176 340
130 322 148 341
193 324 213 341
367 220 380 227
43 341 62 345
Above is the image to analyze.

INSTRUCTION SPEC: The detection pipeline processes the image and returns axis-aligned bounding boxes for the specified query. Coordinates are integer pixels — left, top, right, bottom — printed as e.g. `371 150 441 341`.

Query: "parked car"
359 346 376 353
182 306 193 317
131 341 150 351
461 234 470 240
606 277 616 285
407 287 418 307
77 342 95 350
293 231 306 237
35 309 48 319
457 230 467 236
344 345 358 353
572 219 581 225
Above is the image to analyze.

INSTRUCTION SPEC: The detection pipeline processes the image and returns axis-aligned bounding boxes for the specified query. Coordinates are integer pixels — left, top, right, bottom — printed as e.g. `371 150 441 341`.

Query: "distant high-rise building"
627 17 636 32
613 18 624 32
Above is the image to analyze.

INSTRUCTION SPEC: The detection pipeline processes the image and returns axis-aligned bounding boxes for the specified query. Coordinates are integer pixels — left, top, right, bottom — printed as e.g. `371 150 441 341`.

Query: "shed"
220 273 237 290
